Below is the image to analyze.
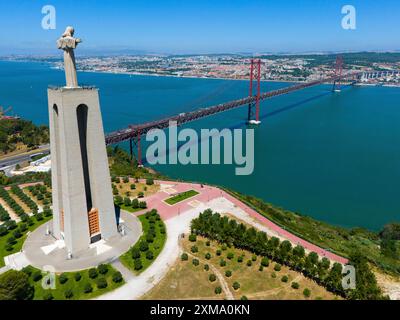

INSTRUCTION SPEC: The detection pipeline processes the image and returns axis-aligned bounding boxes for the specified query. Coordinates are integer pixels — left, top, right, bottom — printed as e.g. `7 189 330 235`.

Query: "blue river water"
1 60 399 230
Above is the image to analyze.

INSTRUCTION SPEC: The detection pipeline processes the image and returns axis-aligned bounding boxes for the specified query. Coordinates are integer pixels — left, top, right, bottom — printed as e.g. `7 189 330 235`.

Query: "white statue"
57 26 82 88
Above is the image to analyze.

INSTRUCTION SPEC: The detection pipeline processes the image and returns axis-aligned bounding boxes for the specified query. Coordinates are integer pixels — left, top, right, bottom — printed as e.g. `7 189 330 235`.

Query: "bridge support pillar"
247 59 262 125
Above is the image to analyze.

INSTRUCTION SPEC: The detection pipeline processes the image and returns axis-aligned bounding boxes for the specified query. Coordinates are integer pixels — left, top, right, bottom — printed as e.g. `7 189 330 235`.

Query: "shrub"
59 273 68 284
5 244 13 251
32 271 43 282
181 253 188 261
98 264 109 275
84 283 93 293
237 255 244 263
43 293 54 300
233 282 241 290
188 234 197 242
112 271 123 283
303 288 311 298
21 267 32 277
19 223 28 232
131 248 141 259
139 241 149 252
134 259 143 270
88 268 98 279
146 250 154 260
291 282 300 289
123 197 131 207
259 265 264 272
146 233 154 243
123 176 129 183
204 264 209 271
209 274 217 282
64 289 73 299
241 296 248 300
74 272 82 282
205 253 211 260
219 259 226 267
225 270 232 277
227 252 234 260
274 263 282 272
281 275 289 283
215 286 222 294
7 236 16 245
35 213 44 221
96 278 108 289
216 249 222 256
206 240 210 246
192 258 200 266
271 272 277 278
146 178 154 185
138 192 144 198
0 226 7 237
130 184 136 190
251 254 257 261
190 245 198 253
221 244 227 251
246 260 252 267
261 257 269 267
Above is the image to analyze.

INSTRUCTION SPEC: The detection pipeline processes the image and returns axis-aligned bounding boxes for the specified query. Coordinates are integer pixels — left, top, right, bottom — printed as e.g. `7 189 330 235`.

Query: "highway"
0 144 50 170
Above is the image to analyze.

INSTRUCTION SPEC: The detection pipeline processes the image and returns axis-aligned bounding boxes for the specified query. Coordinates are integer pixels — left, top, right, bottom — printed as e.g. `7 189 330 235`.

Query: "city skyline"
1 0 400 55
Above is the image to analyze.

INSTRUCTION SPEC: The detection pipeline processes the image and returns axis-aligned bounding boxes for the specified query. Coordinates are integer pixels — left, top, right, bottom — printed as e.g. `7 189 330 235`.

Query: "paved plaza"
22 211 141 272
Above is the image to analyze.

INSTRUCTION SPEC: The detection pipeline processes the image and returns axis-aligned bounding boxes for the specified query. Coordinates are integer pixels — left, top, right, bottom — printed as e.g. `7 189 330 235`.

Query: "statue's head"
62 26 75 38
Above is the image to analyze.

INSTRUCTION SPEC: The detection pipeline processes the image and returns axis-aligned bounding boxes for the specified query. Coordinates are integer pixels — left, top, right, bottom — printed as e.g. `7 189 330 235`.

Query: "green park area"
165 190 199 205
120 210 166 274
0 213 52 268
0 263 124 300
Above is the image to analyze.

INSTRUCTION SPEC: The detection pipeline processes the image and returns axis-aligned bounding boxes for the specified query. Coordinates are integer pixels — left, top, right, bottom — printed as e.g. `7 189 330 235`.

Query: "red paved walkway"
139 180 348 264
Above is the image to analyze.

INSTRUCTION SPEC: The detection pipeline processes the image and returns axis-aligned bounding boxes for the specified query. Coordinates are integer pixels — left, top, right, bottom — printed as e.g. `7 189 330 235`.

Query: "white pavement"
96 196 293 300
96 203 209 300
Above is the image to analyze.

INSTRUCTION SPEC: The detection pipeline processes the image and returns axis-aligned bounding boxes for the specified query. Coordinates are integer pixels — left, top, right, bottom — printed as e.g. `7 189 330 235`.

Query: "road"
0 144 50 169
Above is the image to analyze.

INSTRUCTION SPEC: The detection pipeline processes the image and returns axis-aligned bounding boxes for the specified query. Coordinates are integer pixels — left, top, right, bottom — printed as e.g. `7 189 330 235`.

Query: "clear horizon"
0 0 399 55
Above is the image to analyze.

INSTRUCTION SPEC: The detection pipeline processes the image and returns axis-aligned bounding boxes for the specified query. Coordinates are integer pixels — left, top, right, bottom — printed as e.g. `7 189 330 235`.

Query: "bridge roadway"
105 72 361 145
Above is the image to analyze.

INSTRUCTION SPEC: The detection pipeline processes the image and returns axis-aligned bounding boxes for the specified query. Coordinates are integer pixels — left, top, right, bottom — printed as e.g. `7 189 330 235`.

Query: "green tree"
0 270 34 300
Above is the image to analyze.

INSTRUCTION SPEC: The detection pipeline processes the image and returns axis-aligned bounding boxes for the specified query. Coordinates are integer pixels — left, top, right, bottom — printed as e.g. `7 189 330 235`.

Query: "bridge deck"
105 72 362 144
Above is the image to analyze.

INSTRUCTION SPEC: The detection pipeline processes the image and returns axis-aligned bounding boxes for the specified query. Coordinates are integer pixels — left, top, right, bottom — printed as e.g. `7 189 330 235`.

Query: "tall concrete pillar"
48 87 119 255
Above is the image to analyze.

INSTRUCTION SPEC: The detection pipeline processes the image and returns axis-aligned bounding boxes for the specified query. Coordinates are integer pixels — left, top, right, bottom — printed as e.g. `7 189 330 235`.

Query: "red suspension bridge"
104 56 366 165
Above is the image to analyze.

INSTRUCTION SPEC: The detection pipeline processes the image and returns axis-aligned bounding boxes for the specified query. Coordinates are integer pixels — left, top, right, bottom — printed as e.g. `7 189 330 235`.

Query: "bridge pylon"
247 59 262 125
129 127 143 167
333 55 343 92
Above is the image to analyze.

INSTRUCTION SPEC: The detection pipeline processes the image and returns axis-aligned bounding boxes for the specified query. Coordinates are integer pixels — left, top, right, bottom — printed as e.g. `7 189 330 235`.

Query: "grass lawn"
165 190 199 205
119 204 143 213
120 211 166 274
23 264 124 300
114 180 159 198
144 235 339 300
0 214 52 267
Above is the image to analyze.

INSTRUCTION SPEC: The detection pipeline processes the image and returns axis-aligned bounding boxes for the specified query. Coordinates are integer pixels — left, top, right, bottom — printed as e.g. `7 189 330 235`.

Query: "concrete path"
96 180 348 300
96 204 209 300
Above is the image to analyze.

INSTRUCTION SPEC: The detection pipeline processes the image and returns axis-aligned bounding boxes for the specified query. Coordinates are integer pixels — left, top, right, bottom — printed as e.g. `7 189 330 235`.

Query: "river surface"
1 60 399 230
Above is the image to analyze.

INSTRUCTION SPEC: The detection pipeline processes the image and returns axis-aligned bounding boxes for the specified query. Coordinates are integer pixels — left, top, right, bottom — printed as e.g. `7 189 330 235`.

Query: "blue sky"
0 0 399 54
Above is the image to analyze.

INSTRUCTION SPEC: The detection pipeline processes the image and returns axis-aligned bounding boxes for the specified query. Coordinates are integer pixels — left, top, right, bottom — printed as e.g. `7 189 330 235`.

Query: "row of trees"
191 210 386 300
114 196 147 210
0 203 10 222
10 186 38 213
27 184 52 205
0 187 25 216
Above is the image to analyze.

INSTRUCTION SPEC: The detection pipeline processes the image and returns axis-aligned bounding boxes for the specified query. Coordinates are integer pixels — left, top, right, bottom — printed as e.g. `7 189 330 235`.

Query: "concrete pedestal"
48 86 119 256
